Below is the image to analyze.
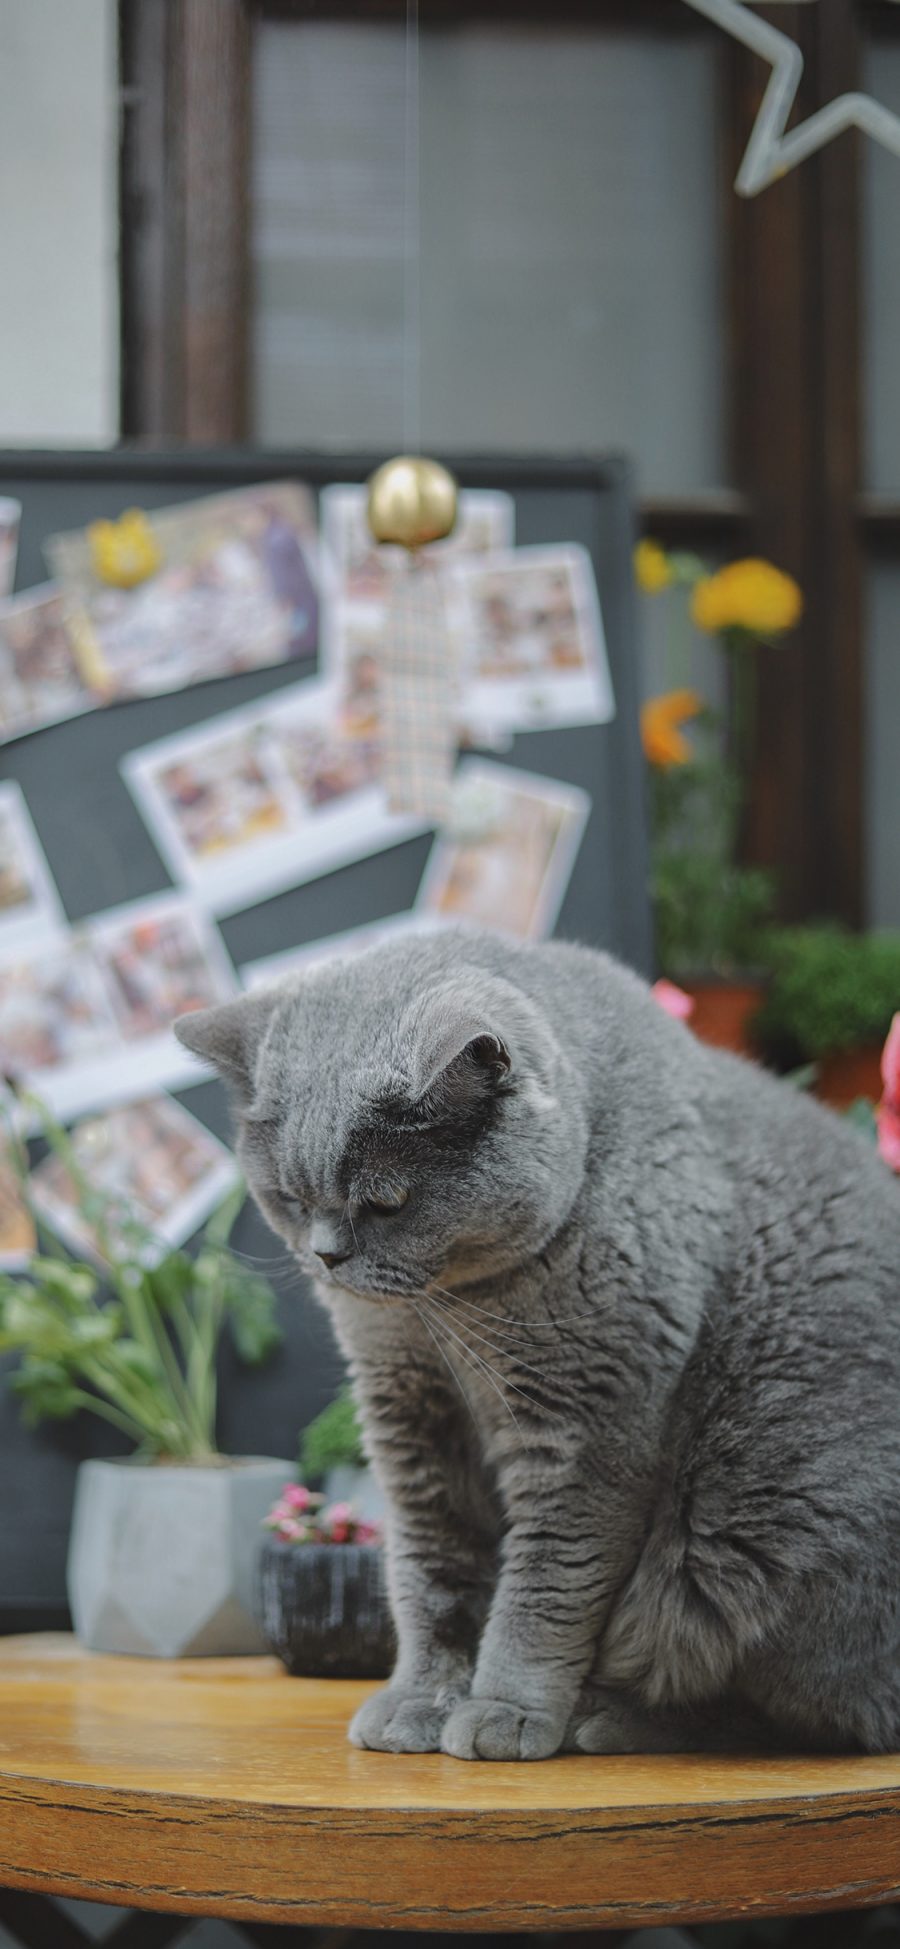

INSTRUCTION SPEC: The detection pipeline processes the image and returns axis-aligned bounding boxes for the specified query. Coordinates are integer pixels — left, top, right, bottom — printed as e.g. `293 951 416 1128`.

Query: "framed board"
0 448 651 1630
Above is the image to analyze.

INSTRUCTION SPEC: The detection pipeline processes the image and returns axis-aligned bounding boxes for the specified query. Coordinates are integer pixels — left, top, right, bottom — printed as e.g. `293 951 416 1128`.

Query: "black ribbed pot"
256 1536 396 1678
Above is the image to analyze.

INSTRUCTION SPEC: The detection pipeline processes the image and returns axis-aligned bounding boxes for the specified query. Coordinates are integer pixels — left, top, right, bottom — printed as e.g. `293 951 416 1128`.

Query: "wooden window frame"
120 0 900 928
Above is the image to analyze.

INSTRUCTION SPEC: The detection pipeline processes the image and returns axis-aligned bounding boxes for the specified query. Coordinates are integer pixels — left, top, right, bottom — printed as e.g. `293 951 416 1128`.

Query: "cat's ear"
410 1005 512 1116
173 990 279 1100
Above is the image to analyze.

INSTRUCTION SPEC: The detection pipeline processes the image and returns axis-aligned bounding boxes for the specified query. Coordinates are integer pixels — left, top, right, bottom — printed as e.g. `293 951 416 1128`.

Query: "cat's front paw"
441 1697 565 1761
348 1686 450 1753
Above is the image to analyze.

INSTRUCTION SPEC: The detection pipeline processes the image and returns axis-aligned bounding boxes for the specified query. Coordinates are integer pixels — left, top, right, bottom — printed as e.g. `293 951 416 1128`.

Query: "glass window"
862 39 900 494
865 565 900 927
251 20 727 493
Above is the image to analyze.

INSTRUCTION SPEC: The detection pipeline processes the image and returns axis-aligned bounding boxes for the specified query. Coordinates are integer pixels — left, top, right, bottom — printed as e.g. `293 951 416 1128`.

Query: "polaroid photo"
45 480 319 701
0 1144 35 1270
122 680 432 917
320 486 515 609
0 780 65 953
0 584 93 743
241 911 449 990
450 544 615 743
0 893 237 1125
0 498 21 599
29 1094 240 1270
415 759 590 941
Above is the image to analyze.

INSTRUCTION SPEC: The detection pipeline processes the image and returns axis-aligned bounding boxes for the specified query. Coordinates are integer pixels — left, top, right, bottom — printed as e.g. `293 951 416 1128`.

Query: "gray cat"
176 929 900 1760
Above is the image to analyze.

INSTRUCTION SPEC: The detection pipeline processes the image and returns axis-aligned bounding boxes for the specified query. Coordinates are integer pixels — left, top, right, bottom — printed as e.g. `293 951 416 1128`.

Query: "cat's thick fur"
176 930 900 1759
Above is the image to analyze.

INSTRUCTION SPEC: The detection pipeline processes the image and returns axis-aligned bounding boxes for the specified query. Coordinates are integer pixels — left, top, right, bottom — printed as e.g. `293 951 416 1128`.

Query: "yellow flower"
634 539 674 595
690 558 803 637
89 509 162 588
640 689 704 769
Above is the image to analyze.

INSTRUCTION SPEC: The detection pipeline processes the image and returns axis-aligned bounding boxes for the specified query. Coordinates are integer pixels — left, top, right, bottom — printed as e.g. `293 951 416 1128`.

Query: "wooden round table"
1 1635 899 1933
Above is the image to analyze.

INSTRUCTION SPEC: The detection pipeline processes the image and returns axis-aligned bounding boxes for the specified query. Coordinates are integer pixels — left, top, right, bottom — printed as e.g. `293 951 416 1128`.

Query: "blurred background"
1 0 897 931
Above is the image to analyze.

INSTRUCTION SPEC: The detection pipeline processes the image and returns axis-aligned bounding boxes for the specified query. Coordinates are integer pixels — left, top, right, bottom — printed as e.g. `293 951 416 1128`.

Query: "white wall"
0 0 119 445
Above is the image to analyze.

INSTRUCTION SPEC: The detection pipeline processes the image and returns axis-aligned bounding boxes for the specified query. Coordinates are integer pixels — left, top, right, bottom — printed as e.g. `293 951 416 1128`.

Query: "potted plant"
0 1101 290 1658
300 1383 383 1522
751 926 900 1108
635 541 803 1053
256 1483 394 1678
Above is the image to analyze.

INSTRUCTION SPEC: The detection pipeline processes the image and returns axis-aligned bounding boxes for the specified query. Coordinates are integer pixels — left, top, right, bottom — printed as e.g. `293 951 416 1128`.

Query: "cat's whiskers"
428 1291 563 1400
423 1307 527 1453
412 1300 482 1437
428 1281 596 1334
418 1296 533 1447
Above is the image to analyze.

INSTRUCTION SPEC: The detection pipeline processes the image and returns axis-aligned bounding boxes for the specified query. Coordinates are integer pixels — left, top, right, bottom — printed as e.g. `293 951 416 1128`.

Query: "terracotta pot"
681 981 764 1057
814 1045 884 1111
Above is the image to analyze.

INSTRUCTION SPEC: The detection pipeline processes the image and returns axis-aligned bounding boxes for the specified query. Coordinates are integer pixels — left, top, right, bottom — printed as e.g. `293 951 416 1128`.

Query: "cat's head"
174 942 587 1303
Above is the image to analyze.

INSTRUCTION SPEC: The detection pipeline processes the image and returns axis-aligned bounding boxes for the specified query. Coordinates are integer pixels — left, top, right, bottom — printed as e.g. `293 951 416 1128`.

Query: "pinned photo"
29 1095 240 1270
45 480 319 701
0 498 21 599
0 893 236 1124
416 760 590 941
450 544 615 742
0 584 92 743
122 680 430 917
0 780 65 953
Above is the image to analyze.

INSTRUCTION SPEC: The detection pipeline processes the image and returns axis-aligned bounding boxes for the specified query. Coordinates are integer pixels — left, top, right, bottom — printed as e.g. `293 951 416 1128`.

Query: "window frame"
120 0 900 929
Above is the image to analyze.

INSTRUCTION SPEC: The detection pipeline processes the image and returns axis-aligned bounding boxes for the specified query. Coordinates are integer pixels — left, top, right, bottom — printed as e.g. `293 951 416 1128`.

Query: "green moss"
752 925 900 1065
299 1385 366 1480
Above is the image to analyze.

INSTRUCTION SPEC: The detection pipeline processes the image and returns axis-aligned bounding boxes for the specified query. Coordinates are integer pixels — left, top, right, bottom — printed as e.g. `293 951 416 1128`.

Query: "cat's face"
175 946 587 1304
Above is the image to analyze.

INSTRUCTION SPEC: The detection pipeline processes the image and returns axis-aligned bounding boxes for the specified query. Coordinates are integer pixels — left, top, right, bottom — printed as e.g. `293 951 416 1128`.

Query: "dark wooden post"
120 0 251 443
725 0 863 923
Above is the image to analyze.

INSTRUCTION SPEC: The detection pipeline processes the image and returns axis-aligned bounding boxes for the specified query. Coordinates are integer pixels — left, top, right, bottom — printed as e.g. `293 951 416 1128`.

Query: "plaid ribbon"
380 555 457 823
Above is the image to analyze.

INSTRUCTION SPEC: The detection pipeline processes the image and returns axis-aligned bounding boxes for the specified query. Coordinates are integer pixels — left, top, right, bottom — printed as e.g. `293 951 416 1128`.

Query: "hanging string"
402 0 421 456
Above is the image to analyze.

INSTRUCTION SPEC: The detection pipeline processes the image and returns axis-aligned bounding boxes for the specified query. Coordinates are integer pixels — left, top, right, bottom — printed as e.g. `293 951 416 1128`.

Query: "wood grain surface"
0 1635 899 1931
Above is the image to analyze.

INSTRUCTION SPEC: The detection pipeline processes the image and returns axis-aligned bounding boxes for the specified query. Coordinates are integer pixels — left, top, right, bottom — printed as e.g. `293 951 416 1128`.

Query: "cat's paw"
441 1697 565 1761
348 1687 449 1753
566 1707 635 1755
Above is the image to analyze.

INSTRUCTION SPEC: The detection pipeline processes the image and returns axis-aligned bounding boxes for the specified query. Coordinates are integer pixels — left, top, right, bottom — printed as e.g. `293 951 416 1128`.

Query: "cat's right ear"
173 990 279 1101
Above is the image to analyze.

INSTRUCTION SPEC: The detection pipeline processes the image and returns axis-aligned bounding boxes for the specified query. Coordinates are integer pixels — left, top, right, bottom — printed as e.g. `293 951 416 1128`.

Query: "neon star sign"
684 0 900 195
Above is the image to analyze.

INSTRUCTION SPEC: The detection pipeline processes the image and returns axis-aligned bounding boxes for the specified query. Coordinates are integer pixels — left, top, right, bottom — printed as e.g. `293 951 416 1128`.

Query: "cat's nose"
315 1247 352 1270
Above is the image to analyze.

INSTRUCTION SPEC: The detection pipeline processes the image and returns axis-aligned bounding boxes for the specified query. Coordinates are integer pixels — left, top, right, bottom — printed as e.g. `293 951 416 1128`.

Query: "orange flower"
640 689 704 769
690 559 803 637
634 539 674 595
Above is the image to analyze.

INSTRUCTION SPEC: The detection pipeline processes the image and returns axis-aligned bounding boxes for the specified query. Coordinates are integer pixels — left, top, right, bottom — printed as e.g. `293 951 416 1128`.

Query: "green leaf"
300 1386 367 1477
214 1253 281 1365
844 1098 879 1142
11 1357 83 1424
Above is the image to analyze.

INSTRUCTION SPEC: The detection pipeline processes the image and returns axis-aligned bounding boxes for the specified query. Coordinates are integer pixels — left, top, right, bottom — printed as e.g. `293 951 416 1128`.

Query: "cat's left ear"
173 990 280 1100
410 1005 512 1114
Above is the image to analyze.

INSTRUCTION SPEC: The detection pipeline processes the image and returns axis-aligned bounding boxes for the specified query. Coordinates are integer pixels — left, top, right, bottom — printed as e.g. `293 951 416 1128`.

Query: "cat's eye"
362 1187 409 1217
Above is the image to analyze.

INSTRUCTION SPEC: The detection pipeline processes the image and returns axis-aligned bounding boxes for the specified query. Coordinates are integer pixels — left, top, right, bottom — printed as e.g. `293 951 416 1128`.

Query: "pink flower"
652 979 695 1023
882 1013 900 1109
877 1102 900 1175
275 1517 307 1542
356 1519 382 1546
323 1501 353 1527
281 1483 320 1512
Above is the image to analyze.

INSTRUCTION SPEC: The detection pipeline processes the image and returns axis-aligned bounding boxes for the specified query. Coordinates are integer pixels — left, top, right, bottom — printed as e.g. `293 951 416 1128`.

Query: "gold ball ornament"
367 456 458 550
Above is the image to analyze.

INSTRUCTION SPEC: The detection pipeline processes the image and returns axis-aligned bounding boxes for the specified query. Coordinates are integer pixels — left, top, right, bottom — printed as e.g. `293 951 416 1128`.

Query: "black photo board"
0 449 651 1629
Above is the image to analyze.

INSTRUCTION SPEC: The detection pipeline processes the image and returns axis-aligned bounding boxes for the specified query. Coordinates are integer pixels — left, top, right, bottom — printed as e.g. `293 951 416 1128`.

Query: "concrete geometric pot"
67 1455 293 1658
